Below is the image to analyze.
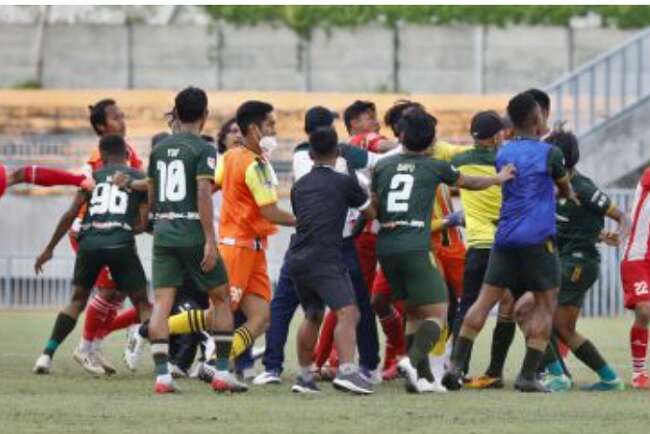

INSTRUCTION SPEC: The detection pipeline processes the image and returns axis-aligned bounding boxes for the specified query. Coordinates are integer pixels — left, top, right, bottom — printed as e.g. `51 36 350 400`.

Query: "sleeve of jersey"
583 183 612 216
214 155 225 187
434 142 467 162
197 145 217 180
440 161 461 185
128 146 144 170
292 149 313 181
245 161 278 207
341 145 370 170
548 147 568 181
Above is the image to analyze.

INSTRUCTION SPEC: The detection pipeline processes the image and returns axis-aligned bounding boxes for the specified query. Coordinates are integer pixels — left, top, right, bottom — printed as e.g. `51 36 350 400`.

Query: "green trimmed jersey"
148 132 217 247
373 153 460 255
556 172 611 261
78 164 146 249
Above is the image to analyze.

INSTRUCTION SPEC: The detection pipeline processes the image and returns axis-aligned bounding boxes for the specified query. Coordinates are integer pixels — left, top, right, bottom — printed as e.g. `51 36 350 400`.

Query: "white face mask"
259 135 279 157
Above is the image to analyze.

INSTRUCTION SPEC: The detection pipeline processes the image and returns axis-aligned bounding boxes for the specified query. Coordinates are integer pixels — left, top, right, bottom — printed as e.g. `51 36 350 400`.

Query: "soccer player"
146 86 243 394
540 127 628 392
288 125 376 395
0 164 95 199
620 165 650 389
32 135 151 375
443 91 578 393
373 108 514 393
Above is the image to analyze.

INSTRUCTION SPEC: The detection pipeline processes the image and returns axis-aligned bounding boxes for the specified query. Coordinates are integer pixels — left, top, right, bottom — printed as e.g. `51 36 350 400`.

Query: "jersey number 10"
387 173 414 212
89 183 128 215
157 160 187 202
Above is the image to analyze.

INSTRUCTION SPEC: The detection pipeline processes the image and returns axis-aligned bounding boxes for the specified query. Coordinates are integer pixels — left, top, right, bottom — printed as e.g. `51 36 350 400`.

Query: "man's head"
174 86 209 129
545 126 579 170
99 134 128 165
217 118 243 154
89 99 126 137
384 99 425 138
343 100 379 135
526 88 551 120
470 110 505 149
309 126 339 161
304 106 337 135
507 91 544 137
398 108 437 153
236 100 276 148
151 132 170 150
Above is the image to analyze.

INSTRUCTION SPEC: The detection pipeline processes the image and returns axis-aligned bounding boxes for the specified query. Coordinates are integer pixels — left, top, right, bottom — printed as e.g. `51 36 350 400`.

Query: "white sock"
156 373 173 384
80 338 93 353
339 363 357 375
91 340 103 352
299 365 313 381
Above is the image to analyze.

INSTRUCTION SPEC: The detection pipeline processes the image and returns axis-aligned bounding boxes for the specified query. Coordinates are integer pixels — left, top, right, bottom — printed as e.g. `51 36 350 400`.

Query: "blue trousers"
262 239 380 373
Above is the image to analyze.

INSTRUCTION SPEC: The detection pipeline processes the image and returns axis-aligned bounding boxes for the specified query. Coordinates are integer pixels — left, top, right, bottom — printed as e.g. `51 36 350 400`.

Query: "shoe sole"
212 380 249 393
253 379 282 386
332 378 374 395
514 383 549 393
291 385 321 394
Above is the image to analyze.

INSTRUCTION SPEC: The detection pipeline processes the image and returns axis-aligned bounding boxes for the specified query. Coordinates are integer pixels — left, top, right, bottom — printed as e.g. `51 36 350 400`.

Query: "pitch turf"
0 311 648 434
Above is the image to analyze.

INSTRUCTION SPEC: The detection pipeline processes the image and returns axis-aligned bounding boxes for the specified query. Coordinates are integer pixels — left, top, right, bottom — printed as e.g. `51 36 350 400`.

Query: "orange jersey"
215 147 278 241
431 183 464 249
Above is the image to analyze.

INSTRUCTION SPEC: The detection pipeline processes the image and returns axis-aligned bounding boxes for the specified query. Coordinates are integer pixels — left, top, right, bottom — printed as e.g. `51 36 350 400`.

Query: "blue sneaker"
542 374 572 392
582 378 625 391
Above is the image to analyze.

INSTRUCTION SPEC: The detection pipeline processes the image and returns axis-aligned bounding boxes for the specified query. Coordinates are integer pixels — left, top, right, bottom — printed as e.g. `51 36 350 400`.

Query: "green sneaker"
543 374 572 392
581 378 625 391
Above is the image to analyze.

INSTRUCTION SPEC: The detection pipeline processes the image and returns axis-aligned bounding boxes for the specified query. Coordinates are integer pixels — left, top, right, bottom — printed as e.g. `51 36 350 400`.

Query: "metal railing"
546 27 650 137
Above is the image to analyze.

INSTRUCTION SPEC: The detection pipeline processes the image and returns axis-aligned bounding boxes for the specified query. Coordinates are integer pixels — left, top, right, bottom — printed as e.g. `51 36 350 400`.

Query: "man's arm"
601 205 631 246
556 176 579 205
197 178 218 272
34 191 87 274
133 203 150 235
259 203 296 227
456 164 516 191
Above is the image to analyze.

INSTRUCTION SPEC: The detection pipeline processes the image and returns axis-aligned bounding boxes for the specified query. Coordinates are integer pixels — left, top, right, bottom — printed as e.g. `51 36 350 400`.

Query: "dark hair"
343 100 376 133
507 92 540 130
99 134 127 158
526 88 550 114
89 98 116 136
545 124 579 169
151 132 170 150
174 86 208 123
398 109 437 152
384 100 424 137
309 126 338 156
236 100 274 135
200 134 215 143
217 118 237 154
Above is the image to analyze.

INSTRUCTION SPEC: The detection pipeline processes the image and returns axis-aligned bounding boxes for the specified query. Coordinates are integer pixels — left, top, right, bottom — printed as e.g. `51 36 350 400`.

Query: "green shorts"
73 244 146 294
378 251 448 306
558 256 600 307
153 244 228 292
484 238 561 295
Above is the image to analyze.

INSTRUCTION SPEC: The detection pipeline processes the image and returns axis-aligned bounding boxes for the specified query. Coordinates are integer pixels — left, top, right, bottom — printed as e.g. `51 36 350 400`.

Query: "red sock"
328 347 339 369
631 325 649 375
101 307 141 338
380 306 406 368
557 339 570 359
21 166 86 187
313 310 338 368
83 295 116 341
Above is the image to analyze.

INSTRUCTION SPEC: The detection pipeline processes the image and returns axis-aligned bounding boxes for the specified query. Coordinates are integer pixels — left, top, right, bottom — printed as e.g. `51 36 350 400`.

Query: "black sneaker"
514 373 550 393
442 366 464 391
291 376 321 394
333 371 374 395
198 361 217 384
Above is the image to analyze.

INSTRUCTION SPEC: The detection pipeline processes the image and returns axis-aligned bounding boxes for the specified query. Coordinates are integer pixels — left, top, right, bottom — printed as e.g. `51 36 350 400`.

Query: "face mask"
259 135 279 157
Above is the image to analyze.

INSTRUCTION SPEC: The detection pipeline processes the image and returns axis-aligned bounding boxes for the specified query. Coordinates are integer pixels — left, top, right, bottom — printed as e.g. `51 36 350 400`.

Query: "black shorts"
73 244 147 294
289 264 356 316
484 238 561 294
463 248 491 302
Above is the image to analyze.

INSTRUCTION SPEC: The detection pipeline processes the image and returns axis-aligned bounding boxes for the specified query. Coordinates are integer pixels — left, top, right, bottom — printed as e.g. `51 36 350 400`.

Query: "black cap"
470 111 505 140
305 106 338 134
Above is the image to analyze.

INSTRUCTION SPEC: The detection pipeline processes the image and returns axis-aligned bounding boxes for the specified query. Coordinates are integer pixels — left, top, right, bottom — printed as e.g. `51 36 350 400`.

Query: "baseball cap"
304 106 339 134
470 111 505 140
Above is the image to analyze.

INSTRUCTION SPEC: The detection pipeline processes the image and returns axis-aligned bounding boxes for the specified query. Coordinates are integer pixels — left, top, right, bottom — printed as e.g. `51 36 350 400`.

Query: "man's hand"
34 249 53 274
79 177 96 192
496 164 517 185
112 171 130 189
201 242 218 273
600 230 621 247
444 211 465 228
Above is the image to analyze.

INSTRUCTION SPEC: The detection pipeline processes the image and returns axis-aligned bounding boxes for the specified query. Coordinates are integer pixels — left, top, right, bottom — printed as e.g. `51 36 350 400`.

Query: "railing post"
637 38 644 99
621 48 627 109
605 56 611 118
572 77 580 133
589 66 596 129
556 86 563 124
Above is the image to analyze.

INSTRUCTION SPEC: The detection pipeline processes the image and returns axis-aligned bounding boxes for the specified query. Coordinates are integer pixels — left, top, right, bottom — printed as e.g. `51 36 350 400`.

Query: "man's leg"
295 309 324 392
406 303 446 387
371 268 405 380
149 287 177 391
631 303 650 388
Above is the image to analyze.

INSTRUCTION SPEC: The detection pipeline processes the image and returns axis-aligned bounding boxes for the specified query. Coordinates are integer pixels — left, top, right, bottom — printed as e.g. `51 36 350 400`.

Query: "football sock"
214 333 234 371
21 166 86 187
43 312 77 358
299 365 314 382
546 360 564 376
313 310 337 367
379 307 406 361
573 339 612 379
451 336 474 370
83 295 115 341
168 309 207 335
138 320 150 339
151 340 169 376
485 320 515 378
79 338 93 353
409 320 441 381
520 346 545 380
231 326 254 359
631 325 648 375
104 307 140 335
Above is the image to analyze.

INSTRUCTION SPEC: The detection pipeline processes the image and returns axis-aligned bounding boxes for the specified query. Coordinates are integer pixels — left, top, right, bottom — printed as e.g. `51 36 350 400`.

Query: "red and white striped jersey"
623 168 650 261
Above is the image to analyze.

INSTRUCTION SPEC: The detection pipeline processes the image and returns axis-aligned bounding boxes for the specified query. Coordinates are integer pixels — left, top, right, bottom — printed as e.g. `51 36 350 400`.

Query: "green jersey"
148 132 217 247
556 172 611 261
78 164 146 249
372 153 460 255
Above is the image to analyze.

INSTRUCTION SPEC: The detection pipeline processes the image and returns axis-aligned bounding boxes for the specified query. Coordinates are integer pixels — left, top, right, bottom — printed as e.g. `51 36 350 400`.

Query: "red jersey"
349 132 385 153
624 168 650 262
84 143 143 173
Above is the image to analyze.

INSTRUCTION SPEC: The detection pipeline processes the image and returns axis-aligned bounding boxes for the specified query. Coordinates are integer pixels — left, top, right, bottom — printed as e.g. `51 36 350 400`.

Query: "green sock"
573 340 615 381
214 333 233 371
151 340 169 376
451 336 474 370
485 321 515 378
408 320 441 376
43 313 77 358
546 360 564 376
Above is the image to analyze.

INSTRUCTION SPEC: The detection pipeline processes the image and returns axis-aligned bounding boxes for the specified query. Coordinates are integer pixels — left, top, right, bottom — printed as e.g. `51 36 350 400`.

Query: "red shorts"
372 267 392 296
69 233 116 290
621 260 650 309
0 164 7 199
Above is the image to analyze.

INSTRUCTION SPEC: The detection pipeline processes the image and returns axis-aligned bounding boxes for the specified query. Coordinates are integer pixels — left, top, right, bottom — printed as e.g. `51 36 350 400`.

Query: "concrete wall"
0 22 638 93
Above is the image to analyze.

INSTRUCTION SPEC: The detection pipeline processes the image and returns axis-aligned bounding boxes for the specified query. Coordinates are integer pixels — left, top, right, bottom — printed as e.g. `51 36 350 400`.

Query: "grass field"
1 311 648 434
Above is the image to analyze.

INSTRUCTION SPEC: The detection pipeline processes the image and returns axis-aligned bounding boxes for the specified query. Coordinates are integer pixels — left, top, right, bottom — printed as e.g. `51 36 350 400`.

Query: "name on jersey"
168 149 180 157
397 163 415 173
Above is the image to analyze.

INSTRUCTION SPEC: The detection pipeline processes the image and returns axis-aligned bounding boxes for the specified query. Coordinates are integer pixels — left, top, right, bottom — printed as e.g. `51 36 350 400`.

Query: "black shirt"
287 165 369 271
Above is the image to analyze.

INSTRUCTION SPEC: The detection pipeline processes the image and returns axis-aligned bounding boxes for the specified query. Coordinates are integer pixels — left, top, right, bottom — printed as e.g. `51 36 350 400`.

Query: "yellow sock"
430 326 449 356
230 326 253 359
168 309 206 335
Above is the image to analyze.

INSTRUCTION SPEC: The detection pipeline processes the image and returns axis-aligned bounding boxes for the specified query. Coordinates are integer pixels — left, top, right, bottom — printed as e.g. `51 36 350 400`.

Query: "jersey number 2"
89 183 128 215
387 174 414 212
157 160 187 202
